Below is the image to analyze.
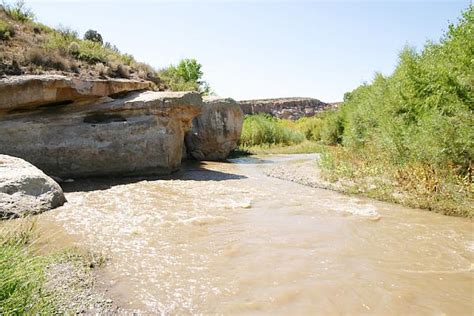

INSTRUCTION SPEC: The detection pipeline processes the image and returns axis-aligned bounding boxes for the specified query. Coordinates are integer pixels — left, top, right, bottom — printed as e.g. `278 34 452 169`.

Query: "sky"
25 0 470 102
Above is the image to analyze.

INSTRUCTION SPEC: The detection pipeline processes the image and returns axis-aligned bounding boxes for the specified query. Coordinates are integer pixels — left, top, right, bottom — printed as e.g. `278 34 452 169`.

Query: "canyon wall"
239 97 336 120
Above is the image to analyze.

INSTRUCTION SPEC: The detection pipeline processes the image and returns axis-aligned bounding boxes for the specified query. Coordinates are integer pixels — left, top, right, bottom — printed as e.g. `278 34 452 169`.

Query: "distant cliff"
238 97 338 120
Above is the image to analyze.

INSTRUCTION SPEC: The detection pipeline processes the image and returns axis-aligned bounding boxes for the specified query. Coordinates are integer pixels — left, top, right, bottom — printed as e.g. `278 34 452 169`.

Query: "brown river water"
35 154 473 315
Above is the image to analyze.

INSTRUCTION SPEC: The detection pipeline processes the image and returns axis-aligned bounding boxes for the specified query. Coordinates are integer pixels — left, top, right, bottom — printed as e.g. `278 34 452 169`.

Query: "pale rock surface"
185 97 243 160
0 85 203 177
0 75 152 113
0 155 66 217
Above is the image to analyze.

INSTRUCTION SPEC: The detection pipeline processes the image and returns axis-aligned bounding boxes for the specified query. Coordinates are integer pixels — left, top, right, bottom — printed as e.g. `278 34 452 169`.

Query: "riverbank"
263 153 473 218
0 220 118 314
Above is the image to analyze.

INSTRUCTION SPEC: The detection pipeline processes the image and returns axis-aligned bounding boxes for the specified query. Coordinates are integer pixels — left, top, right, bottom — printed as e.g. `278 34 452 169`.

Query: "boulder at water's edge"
0 155 66 218
185 97 243 161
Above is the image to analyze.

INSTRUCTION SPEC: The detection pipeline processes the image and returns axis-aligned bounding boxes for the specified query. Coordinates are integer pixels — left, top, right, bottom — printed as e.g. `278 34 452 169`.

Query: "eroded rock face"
0 83 203 177
0 155 66 218
0 75 152 113
185 97 243 160
239 97 334 120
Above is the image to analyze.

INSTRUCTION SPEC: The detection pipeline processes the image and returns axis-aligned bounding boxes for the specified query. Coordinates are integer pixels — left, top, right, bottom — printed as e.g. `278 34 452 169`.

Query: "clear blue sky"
27 0 470 101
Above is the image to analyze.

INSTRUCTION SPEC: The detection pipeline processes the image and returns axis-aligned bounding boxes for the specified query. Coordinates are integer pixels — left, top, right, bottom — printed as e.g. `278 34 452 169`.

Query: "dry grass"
0 5 165 88
319 146 474 218
240 140 325 155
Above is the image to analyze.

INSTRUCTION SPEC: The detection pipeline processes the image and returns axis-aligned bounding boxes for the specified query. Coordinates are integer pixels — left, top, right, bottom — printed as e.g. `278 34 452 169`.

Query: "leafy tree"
84 29 103 45
333 5 473 173
160 58 212 95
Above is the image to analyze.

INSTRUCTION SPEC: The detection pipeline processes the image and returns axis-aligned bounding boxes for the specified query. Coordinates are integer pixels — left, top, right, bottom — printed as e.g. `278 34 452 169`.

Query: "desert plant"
74 40 108 63
0 19 14 40
84 29 103 44
26 48 70 71
67 41 80 54
1 0 34 22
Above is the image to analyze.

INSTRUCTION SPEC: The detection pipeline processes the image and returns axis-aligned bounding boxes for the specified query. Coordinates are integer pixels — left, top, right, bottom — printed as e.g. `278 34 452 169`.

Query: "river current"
36 154 473 314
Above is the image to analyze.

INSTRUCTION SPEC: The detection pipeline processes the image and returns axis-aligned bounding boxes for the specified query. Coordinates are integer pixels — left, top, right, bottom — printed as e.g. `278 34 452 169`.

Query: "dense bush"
0 19 14 40
340 6 473 173
320 6 473 217
83 29 103 44
240 114 305 147
159 58 211 94
26 47 73 71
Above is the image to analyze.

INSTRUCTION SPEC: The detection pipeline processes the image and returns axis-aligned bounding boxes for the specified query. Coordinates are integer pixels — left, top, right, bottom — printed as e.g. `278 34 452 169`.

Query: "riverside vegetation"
0 1 210 92
0 220 109 314
240 6 473 218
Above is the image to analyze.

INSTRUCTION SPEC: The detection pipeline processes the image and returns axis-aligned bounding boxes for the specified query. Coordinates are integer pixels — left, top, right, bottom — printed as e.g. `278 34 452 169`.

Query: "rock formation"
185 97 243 160
239 97 334 120
0 75 203 178
0 75 152 113
0 155 66 218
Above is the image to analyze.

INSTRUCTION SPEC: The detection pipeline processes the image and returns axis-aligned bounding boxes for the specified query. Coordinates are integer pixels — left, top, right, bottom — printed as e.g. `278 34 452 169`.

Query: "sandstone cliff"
239 97 334 120
0 75 203 178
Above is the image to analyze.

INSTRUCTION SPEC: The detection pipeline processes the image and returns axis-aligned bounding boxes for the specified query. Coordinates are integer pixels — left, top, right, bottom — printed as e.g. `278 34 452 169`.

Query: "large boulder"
0 76 203 178
0 75 152 114
185 97 243 160
0 155 66 218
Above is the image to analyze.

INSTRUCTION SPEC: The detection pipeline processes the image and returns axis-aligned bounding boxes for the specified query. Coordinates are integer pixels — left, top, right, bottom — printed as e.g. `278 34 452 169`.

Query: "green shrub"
2 0 34 22
318 5 473 217
292 116 324 141
83 29 103 44
0 19 14 40
159 58 211 94
240 114 305 147
74 40 108 63
320 111 345 145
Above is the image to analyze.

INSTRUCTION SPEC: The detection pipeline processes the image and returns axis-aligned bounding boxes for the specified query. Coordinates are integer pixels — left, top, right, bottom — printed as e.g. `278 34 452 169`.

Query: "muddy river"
36 154 473 315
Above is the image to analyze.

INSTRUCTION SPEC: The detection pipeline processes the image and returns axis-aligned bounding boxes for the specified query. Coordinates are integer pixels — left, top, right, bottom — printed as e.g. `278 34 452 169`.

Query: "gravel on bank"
263 157 349 193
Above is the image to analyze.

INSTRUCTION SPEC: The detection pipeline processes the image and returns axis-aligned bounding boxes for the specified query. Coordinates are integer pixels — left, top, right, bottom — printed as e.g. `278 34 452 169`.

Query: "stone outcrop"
185 97 243 160
0 75 203 178
0 155 66 218
0 75 152 113
239 97 334 120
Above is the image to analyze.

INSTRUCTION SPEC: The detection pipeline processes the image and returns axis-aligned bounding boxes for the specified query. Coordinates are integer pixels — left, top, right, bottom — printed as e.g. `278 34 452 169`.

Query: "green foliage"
292 116 324 141
338 6 473 173
0 19 14 40
74 40 108 63
0 222 54 314
319 111 345 145
160 58 211 94
240 114 305 147
1 0 34 22
242 140 324 155
84 29 103 44
319 6 474 217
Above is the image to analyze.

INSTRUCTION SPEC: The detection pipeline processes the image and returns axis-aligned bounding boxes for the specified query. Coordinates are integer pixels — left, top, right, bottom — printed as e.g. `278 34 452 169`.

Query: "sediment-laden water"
36 154 473 314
